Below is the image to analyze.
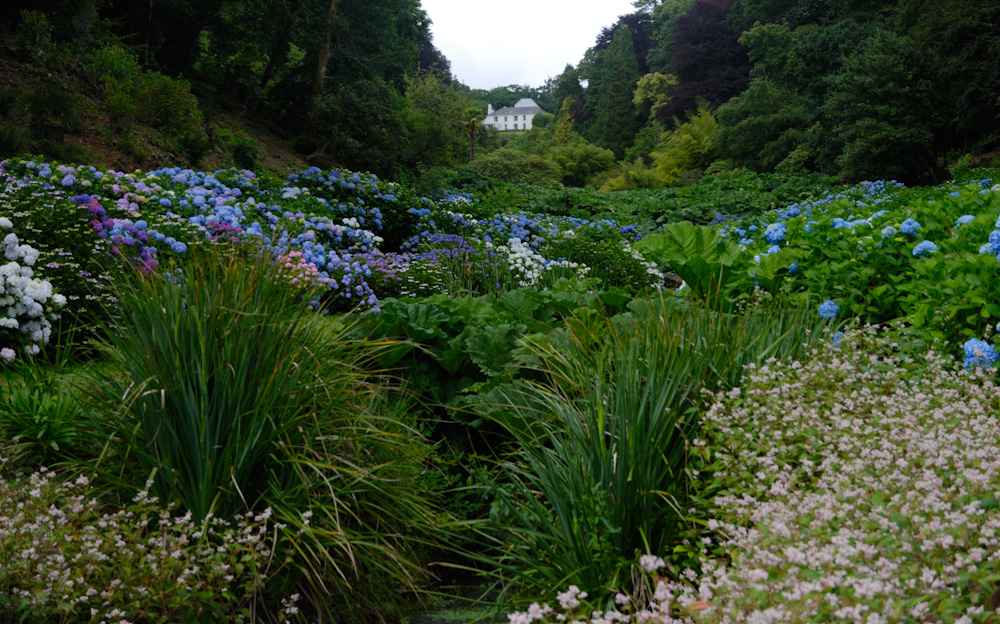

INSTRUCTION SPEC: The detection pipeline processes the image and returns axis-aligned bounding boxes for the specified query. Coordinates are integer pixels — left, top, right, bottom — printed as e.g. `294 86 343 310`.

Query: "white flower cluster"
1 223 66 361
491 238 591 287
624 244 666 289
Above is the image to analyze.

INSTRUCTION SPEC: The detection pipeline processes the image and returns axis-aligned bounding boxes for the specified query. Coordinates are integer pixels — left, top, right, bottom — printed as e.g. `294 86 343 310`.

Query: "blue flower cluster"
819 299 840 319
963 338 997 370
912 240 937 257
900 218 922 235
976 215 1000 261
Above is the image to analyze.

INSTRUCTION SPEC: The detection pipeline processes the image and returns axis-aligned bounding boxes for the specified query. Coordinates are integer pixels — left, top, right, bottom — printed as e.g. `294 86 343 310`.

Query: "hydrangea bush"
0 218 65 362
713 176 1000 347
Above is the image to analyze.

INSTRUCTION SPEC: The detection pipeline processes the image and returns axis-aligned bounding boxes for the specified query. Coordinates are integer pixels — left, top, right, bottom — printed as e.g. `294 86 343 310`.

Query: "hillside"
0 35 309 175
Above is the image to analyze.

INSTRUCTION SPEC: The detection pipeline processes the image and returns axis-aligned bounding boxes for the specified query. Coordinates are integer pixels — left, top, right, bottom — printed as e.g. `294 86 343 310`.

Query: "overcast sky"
420 0 640 90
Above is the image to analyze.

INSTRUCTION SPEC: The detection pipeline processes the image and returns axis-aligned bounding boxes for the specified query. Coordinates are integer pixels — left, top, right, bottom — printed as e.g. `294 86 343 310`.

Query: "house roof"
482 98 547 120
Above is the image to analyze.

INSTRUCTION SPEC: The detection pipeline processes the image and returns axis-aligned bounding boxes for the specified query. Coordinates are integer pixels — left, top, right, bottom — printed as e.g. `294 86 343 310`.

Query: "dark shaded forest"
1 0 998 185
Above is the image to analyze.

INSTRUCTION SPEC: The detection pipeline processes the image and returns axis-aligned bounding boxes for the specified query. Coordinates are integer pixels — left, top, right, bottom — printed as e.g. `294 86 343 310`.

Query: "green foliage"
85 43 142 83
545 236 659 293
480 295 838 603
593 27 642 158
600 158 662 192
213 126 260 170
318 77 409 178
471 149 562 186
84 250 449 620
405 72 468 171
715 78 808 171
0 124 30 158
15 10 51 61
133 72 205 140
532 112 555 129
0 364 87 467
546 139 617 187
23 82 87 136
822 29 944 183
635 220 744 301
651 101 718 184
633 72 677 121
86 250 326 521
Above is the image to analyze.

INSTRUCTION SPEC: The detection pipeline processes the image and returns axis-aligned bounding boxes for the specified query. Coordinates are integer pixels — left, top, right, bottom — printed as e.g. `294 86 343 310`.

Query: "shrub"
15 10 51 62
213 126 260 170
652 102 718 185
0 467 279 623
134 72 204 139
0 124 30 158
471 149 562 186
544 235 659 293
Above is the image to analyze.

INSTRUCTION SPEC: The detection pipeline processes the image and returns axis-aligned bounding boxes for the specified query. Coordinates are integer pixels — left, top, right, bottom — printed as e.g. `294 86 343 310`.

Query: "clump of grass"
84 247 452 620
479 294 839 605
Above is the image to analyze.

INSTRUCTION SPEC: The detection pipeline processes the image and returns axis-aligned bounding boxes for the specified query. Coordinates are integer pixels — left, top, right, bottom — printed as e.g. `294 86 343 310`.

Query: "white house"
482 98 547 131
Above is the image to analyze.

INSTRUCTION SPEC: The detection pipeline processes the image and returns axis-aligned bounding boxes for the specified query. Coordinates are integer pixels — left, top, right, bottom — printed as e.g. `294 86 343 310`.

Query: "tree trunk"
259 0 299 97
305 0 344 136
469 125 476 163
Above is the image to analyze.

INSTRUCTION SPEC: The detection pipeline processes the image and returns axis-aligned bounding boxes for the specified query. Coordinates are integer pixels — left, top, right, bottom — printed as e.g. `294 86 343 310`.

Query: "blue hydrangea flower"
764 222 786 245
832 331 844 346
881 226 897 238
900 218 922 235
788 263 798 275
912 240 938 257
963 338 997 369
819 299 840 319
955 215 974 227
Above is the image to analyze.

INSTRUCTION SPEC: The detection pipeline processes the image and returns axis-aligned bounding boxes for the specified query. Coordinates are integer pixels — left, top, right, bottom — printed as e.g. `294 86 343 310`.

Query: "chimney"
487 104 493 115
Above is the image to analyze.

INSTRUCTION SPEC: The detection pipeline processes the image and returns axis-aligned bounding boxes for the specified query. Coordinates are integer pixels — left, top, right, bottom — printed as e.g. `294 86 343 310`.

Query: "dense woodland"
0 0 998 185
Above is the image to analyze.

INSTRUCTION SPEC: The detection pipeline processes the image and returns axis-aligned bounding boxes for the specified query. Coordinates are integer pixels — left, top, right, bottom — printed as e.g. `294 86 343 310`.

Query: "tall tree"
822 28 944 182
305 0 345 134
594 26 642 158
662 0 750 120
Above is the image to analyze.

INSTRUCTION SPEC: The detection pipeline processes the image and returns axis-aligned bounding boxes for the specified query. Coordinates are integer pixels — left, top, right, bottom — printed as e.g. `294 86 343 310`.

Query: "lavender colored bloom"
955 215 974 227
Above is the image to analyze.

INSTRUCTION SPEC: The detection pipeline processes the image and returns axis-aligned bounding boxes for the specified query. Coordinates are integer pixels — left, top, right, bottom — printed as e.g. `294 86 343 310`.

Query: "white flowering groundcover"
511 328 1000 623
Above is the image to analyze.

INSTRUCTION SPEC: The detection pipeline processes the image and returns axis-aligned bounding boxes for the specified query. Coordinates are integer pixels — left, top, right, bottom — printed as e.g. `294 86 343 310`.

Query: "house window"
494 116 498 122
514 123 518 129
504 124 508 130
514 115 518 121
504 116 508 121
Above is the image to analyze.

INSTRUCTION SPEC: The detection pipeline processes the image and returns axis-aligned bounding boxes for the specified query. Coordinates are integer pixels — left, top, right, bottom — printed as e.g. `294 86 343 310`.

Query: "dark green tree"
594 26 641 158
714 78 807 171
822 28 944 182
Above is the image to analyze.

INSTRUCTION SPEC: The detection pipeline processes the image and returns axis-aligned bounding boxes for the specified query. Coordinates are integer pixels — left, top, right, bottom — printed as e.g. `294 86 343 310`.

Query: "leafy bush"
213 126 260 170
471 149 562 186
652 102 718 185
0 467 280 622
0 364 87 466
545 235 659 292
133 72 204 139
15 10 51 61
0 124 30 158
